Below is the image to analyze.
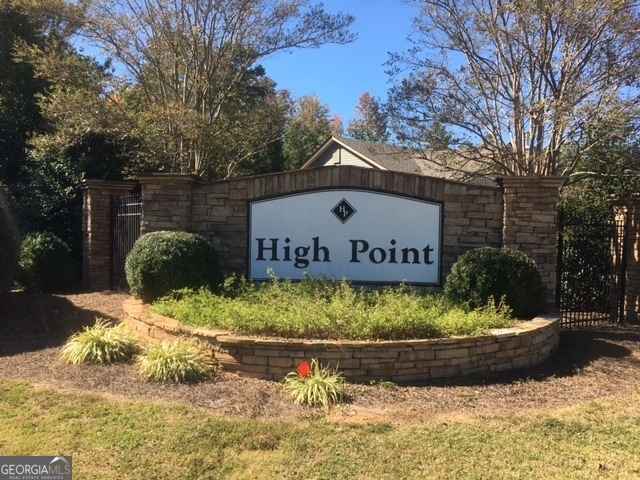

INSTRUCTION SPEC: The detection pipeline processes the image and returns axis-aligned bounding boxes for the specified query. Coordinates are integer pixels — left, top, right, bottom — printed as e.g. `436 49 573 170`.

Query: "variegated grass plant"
136 337 217 383
282 359 346 408
60 318 141 365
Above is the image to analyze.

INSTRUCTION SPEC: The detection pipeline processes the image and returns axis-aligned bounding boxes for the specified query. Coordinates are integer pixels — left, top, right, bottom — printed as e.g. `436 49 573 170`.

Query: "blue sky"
260 0 419 124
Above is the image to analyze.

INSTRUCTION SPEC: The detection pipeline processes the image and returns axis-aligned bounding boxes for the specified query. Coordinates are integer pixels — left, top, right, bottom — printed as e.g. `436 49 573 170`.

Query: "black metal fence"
110 190 142 290
556 216 627 327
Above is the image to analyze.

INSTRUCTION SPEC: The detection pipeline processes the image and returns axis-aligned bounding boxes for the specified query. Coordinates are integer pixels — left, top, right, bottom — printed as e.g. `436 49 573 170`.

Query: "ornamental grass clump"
282 359 346 408
60 319 141 365
136 337 217 383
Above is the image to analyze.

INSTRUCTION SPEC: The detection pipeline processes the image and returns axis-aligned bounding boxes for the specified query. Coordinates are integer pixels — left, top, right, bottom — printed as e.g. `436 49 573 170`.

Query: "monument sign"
248 189 442 285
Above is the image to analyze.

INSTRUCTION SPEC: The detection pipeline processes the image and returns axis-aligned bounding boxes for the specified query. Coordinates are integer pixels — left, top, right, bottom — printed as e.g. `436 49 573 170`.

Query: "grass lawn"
1 378 639 479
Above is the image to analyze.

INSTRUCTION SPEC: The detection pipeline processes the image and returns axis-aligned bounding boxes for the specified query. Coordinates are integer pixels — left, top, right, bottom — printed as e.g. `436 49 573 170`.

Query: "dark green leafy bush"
444 247 546 319
557 192 614 309
18 232 76 293
0 184 21 291
125 231 222 302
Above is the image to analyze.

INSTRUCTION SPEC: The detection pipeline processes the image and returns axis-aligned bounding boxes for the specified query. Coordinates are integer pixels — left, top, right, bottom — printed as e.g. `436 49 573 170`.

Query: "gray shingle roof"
333 136 460 179
303 136 497 186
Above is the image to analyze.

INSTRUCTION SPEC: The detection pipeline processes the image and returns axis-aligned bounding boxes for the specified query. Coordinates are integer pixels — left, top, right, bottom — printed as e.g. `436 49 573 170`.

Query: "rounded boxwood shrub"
125 231 222 302
18 232 76 293
444 247 546 319
0 184 21 291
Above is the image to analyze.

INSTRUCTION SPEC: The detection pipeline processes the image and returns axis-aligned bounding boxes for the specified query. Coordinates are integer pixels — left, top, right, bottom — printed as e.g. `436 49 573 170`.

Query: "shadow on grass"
0 291 121 357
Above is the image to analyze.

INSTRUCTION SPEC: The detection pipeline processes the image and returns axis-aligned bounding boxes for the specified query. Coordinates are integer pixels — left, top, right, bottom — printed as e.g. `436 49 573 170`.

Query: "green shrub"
125 231 223 302
136 337 217 383
18 232 76 293
444 247 546 319
0 184 21 291
60 319 141 365
282 359 346 408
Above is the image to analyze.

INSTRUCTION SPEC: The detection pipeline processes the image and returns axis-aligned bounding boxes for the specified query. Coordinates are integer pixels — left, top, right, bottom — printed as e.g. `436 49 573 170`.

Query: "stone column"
611 195 640 323
134 173 202 234
81 180 137 290
499 176 567 305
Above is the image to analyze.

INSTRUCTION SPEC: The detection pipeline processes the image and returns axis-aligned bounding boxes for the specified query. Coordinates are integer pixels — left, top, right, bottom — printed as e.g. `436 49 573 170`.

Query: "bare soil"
1 290 640 426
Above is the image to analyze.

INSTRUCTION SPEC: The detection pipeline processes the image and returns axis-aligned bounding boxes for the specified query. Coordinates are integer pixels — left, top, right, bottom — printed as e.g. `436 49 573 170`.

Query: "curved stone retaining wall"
124 299 561 383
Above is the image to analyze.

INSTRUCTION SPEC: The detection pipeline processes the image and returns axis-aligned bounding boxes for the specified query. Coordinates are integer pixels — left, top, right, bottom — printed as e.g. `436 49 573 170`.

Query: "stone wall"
83 167 566 302
81 180 137 290
124 299 561 383
500 176 566 304
612 195 640 323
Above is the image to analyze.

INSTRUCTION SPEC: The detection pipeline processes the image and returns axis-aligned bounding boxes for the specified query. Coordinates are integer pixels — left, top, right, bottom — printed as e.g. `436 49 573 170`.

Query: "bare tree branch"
389 0 640 177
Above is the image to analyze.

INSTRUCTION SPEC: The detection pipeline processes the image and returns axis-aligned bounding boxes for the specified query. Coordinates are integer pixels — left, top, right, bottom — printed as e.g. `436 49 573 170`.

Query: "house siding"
312 145 375 168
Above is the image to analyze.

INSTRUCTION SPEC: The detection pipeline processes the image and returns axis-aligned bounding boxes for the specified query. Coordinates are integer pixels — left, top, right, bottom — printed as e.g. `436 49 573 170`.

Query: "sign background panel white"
249 190 442 284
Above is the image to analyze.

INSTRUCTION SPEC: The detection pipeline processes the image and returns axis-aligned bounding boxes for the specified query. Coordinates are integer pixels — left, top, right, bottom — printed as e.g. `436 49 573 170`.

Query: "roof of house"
301 136 496 185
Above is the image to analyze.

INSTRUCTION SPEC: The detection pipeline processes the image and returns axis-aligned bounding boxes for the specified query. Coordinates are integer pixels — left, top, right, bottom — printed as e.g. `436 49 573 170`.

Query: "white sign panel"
249 190 442 285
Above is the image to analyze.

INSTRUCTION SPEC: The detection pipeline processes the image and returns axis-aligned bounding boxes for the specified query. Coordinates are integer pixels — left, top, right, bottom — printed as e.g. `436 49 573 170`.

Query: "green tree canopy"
3 0 131 262
0 0 47 189
80 0 355 177
283 95 334 169
560 118 640 222
347 92 389 143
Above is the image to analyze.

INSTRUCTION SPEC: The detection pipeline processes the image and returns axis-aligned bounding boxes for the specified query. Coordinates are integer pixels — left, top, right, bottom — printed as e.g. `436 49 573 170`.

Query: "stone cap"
80 179 138 192
134 172 204 184
497 176 568 188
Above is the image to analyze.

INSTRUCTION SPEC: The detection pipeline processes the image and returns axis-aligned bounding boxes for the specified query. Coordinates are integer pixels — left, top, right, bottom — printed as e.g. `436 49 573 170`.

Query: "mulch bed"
1 291 640 426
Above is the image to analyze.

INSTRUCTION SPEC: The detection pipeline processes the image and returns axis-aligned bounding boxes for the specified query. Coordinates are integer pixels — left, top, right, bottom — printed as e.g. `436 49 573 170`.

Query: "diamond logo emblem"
331 198 357 224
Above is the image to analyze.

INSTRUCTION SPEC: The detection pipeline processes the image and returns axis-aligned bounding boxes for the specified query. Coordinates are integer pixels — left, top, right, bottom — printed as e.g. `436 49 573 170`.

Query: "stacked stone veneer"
82 168 566 301
612 195 640 323
124 299 560 382
500 176 566 304
134 169 565 296
136 169 505 277
81 180 138 290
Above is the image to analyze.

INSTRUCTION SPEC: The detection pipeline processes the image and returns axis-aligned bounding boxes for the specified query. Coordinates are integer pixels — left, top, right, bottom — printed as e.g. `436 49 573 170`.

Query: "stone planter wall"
124 299 561 383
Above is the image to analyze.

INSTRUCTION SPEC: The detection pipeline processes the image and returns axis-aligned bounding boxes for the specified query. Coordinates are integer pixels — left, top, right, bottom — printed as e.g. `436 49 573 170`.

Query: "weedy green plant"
60 319 141 365
370 380 399 391
153 276 515 341
282 359 346 408
136 337 217 383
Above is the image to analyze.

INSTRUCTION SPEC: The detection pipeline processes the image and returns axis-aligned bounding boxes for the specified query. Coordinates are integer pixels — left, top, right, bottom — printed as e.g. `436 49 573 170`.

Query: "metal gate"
110 189 142 290
556 214 627 327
